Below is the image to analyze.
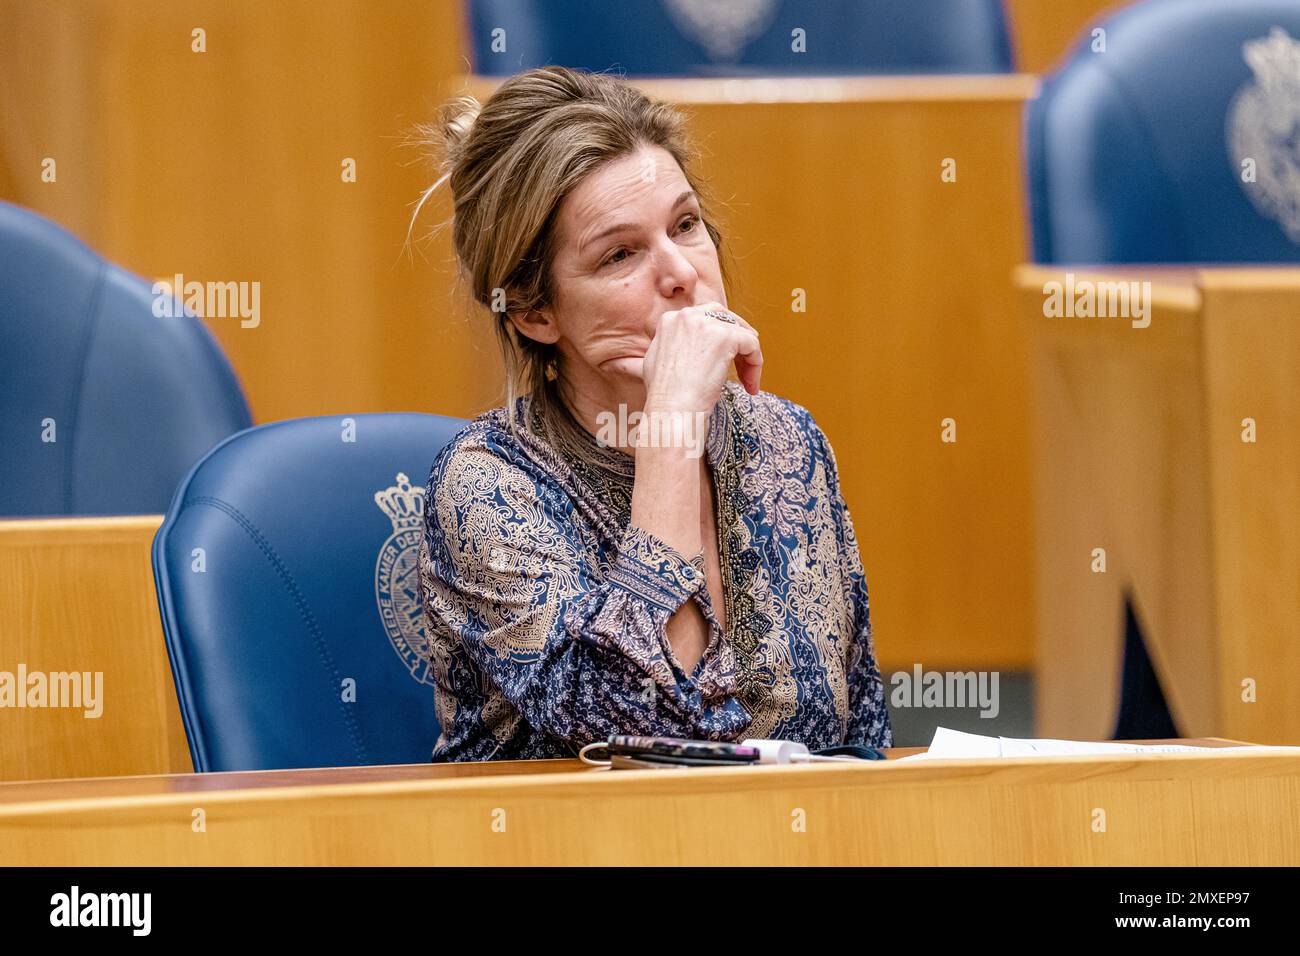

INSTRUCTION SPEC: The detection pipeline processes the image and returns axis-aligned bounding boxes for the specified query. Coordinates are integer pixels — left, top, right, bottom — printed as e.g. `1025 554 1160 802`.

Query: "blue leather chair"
467 0 1012 76
1027 0 1300 263
0 201 253 516
153 413 468 772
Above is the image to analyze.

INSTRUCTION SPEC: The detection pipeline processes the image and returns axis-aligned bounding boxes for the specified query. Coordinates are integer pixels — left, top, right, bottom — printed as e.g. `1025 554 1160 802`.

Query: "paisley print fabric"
419 381 892 761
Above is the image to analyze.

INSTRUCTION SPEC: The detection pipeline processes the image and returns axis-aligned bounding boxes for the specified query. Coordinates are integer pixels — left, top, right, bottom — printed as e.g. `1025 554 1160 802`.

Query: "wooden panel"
1022 267 1218 739
1 739 1295 866
1200 272 1300 745
1021 281 1127 740
0 517 192 780
1004 0 1133 74
1021 266 1300 744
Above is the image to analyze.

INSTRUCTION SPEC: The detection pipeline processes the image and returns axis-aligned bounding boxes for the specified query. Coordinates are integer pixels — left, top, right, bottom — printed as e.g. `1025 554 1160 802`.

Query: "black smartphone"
606 735 762 765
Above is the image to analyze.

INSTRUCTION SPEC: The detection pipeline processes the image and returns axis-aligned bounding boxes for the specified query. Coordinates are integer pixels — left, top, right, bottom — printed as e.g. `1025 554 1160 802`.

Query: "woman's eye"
601 217 697 267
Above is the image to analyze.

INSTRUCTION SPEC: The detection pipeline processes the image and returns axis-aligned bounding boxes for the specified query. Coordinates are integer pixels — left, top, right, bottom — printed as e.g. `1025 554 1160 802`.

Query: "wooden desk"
1017 266 1300 745
2 738 1295 865
0 516 192 781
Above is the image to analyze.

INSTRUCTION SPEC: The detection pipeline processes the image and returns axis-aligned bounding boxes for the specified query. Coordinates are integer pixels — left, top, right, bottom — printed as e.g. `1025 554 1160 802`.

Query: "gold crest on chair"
374 472 434 685
661 0 780 62
1228 27 1300 242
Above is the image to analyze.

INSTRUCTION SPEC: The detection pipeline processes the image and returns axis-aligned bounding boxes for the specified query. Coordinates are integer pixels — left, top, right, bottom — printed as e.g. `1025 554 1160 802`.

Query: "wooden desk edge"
1012 263 1203 311
3 739 1295 820
1014 263 1300 301
460 72 1041 105
0 514 164 544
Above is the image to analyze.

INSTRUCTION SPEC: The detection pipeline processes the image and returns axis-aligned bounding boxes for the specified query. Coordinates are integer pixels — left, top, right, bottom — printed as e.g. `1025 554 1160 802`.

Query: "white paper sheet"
895 727 1300 761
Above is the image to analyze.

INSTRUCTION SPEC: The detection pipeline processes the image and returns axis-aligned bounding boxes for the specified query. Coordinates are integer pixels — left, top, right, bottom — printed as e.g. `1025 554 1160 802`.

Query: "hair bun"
439 95 481 157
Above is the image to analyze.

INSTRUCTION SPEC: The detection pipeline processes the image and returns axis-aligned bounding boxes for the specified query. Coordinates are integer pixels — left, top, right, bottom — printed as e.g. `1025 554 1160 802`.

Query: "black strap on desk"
813 744 887 760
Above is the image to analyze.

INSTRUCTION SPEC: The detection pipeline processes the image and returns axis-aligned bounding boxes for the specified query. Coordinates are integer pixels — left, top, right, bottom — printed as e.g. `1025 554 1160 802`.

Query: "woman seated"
416 65 892 761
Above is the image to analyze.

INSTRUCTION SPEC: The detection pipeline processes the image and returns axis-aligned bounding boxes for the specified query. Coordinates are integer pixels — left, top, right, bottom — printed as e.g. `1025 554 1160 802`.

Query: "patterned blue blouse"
418 381 892 761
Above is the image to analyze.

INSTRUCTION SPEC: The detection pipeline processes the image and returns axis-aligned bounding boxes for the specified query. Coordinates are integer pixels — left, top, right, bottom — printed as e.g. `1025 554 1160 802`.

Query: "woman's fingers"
642 302 763 408
732 328 763 395
710 305 763 396
695 304 762 397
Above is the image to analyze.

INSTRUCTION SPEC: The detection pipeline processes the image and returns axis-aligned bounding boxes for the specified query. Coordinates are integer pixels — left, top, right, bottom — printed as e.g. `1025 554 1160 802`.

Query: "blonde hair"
410 65 730 438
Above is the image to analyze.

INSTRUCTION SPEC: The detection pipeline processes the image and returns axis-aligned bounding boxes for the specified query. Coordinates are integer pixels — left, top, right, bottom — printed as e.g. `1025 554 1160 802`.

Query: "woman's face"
511 143 726 402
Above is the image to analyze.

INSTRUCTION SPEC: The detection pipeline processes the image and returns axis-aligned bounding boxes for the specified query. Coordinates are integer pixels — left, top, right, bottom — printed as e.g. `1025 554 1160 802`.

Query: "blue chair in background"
153 412 467 772
1026 0 1300 263
0 201 253 516
466 0 1013 77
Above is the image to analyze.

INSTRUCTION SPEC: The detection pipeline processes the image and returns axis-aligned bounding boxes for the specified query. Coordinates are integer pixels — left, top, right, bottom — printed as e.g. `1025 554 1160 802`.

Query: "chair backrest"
467 0 1012 76
153 412 468 772
1026 0 1300 263
0 201 253 515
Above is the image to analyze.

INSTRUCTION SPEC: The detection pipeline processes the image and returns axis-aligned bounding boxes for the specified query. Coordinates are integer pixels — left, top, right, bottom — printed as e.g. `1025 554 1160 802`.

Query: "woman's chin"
602 356 646 381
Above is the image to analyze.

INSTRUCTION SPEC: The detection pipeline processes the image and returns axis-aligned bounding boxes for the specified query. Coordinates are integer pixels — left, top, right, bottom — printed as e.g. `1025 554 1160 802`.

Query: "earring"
544 357 558 381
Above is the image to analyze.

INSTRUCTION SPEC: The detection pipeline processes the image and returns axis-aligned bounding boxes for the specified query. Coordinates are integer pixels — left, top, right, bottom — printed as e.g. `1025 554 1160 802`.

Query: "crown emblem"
1245 28 1300 131
662 0 780 62
1227 27 1300 243
373 471 433 686
373 472 425 531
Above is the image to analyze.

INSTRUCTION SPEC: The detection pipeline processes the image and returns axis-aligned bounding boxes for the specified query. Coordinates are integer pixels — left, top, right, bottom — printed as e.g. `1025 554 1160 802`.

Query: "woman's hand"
640 301 763 415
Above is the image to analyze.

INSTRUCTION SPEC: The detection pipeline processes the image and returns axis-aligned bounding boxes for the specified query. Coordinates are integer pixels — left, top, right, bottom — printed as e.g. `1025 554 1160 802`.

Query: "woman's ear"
507 307 561 345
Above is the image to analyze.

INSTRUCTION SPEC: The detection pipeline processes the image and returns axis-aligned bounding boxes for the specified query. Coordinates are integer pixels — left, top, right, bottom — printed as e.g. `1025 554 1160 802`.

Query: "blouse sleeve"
813 422 894 749
420 442 750 750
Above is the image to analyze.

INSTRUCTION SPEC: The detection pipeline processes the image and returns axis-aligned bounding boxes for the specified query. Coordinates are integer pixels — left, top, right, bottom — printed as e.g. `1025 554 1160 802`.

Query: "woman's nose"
653 236 698 300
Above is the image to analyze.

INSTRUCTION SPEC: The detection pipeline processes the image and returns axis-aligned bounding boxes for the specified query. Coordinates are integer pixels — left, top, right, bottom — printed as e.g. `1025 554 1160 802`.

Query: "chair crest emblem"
374 472 433 685
1227 27 1300 242
661 0 780 62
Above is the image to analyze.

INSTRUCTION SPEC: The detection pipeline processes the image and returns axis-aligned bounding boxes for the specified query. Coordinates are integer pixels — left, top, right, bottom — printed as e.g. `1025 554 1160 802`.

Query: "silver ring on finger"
704 309 737 325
